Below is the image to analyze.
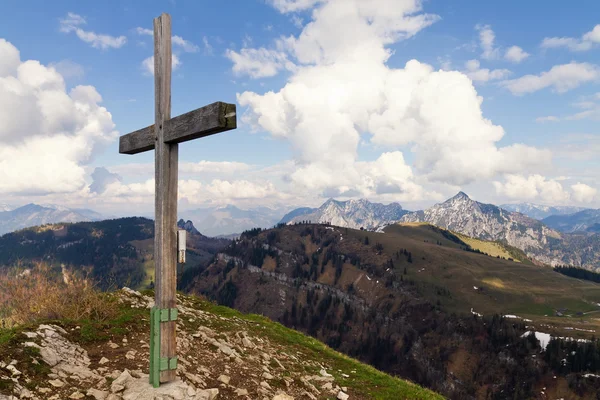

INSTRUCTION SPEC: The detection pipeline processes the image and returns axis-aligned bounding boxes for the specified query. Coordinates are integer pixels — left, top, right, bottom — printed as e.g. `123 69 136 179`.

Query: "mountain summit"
281 198 408 230
399 193 600 270
400 193 559 257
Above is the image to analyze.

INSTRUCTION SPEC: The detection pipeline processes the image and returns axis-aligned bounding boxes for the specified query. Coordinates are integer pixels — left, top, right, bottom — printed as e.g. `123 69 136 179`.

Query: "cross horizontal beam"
119 101 236 155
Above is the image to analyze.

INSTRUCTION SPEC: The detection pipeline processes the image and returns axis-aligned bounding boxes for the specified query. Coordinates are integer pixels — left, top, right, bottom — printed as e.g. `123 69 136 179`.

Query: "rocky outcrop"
284 198 408 231
0 288 353 400
398 192 594 267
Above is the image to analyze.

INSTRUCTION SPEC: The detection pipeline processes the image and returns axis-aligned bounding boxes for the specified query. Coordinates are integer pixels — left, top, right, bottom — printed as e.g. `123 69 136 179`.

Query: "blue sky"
1 0 599 215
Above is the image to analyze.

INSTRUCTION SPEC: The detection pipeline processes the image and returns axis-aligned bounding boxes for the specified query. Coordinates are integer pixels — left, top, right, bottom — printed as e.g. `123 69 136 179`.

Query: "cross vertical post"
118 12 237 388
153 12 178 384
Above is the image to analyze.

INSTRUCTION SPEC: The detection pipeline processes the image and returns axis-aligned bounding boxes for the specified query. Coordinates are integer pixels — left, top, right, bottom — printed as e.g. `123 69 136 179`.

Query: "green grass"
351 224 600 337
74 301 147 344
200 301 443 400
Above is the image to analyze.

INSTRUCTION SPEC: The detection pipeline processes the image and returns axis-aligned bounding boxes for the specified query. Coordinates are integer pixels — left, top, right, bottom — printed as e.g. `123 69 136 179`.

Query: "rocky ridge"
397 192 600 269
0 288 362 400
399 192 568 265
282 199 408 231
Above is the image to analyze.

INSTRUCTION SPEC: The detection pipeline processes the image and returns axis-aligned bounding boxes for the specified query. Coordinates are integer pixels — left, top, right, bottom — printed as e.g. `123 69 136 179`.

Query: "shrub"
0 263 117 327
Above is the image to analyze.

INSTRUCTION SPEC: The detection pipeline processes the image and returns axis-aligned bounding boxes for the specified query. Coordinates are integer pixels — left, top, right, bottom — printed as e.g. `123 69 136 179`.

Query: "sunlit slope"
352 223 600 337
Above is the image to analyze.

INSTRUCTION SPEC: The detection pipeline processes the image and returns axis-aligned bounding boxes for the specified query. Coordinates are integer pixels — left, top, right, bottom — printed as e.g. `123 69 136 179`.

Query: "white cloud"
203 37 213 55
59 12 126 50
135 28 199 53
571 182 597 203
89 167 122 194
493 174 570 204
110 161 252 177
464 59 511 82
291 16 304 28
135 27 153 36
535 116 559 123
49 60 85 81
541 24 600 52
268 0 323 13
0 39 117 195
476 24 500 60
504 45 529 63
474 25 529 64
230 0 439 79
225 47 295 78
237 1 550 196
502 62 600 95
172 35 199 53
142 54 181 76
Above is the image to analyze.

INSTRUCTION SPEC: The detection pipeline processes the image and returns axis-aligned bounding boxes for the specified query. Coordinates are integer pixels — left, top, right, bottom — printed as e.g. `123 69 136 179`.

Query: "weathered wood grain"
153 13 178 384
119 102 236 155
117 12 238 387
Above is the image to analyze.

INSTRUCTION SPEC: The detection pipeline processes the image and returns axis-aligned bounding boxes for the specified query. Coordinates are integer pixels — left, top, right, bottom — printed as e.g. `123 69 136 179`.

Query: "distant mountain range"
0 204 104 236
542 209 600 233
500 203 587 220
0 204 14 212
179 204 284 237
400 192 600 270
280 198 409 230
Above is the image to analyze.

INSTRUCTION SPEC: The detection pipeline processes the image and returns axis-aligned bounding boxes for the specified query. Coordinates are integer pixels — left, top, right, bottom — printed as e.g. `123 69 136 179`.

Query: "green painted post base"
149 306 179 388
149 307 160 387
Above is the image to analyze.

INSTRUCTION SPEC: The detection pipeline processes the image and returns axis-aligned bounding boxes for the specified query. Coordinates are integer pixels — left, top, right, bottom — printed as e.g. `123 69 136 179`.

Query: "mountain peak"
177 219 200 235
454 191 470 200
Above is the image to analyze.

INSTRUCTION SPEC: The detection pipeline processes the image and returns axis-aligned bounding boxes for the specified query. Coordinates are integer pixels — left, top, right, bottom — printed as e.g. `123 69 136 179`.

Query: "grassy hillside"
378 224 600 337
0 217 229 290
188 223 600 398
0 283 442 400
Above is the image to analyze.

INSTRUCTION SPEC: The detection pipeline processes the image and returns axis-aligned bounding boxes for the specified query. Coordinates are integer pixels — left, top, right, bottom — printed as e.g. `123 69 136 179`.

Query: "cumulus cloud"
541 24 600 52
49 60 85 81
571 182 598 203
493 174 570 203
474 25 528 63
0 39 118 194
504 45 529 63
59 12 126 50
135 27 153 36
502 62 600 95
235 1 550 200
464 59 511 82
89 167 122 194
142 54 181 76
476 24 500 60
172 35 199 53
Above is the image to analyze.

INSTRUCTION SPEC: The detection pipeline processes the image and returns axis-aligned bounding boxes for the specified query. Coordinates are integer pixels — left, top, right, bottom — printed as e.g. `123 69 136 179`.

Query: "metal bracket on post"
178 229 186 264
149 306 178 387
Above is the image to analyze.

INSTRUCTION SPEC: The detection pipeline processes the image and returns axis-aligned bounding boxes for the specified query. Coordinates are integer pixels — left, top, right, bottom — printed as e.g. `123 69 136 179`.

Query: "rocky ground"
0 288 363 400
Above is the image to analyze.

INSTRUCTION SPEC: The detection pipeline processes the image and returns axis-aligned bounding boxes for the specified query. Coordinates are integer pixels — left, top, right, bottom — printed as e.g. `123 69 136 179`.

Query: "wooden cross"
118 13 236 386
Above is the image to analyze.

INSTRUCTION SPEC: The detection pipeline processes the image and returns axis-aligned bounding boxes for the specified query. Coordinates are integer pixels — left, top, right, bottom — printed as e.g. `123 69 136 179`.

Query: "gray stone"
272 394 294 400
86 388 109 400
48 379 64 388
217 374 230 385
337 391 349 400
